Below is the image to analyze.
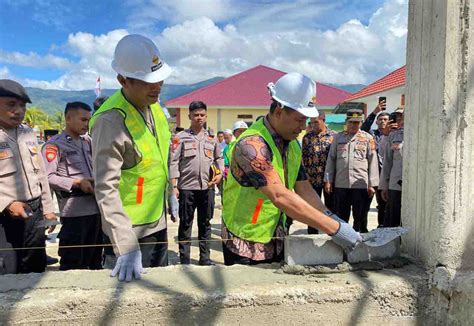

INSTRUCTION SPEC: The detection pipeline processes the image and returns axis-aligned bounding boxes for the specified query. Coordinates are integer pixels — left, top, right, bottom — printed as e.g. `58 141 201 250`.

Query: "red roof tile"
165 65 352 108
346 66 406 102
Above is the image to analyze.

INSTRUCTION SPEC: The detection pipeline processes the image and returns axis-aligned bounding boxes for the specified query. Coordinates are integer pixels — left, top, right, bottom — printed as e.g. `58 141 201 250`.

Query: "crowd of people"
0 34 404 281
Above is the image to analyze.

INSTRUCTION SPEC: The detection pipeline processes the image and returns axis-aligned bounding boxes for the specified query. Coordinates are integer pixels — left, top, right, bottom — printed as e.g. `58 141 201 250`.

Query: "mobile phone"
378 97 387 110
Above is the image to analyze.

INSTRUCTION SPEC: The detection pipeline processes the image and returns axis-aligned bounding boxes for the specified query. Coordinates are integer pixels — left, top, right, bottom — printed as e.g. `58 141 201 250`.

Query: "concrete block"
285 234 343 266
347 237 400 264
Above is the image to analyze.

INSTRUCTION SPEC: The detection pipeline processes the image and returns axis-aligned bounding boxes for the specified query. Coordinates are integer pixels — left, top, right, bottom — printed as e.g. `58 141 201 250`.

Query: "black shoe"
46 255 58 265
180 259 191 265
199 259 215 266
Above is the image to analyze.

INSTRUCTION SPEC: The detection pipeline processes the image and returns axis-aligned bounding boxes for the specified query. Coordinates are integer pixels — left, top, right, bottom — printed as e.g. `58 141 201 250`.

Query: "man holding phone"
380 107 405 227
361 97 390 227
0 79 57 274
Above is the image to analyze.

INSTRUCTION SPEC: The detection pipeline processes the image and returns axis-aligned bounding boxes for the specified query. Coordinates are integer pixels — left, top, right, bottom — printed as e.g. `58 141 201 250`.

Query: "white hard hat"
232 120 248 131
267 72 318 118
112 34 172 83
223 129 233 135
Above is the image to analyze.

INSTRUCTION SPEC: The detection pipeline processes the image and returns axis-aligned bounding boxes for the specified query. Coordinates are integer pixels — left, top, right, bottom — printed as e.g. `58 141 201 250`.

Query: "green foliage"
24 107 64 133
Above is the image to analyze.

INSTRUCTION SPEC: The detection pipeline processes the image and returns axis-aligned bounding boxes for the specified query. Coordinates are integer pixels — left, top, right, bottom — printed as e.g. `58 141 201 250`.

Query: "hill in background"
26 77 224 114
26 78 365 114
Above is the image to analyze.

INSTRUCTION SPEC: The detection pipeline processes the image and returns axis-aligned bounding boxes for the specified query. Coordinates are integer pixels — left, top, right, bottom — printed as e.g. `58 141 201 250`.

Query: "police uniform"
42 132 102 270
324 111 379 233
380 127 404 227
169 128 224 264
0 81 55 274
91 100 169 268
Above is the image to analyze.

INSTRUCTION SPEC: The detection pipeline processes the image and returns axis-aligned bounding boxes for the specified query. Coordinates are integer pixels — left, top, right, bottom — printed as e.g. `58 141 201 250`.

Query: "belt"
58 189 91 199
25 197 41 210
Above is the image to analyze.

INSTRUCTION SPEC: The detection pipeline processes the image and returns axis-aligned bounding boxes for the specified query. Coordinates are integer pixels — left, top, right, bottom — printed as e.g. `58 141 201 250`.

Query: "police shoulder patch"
45 144 58 162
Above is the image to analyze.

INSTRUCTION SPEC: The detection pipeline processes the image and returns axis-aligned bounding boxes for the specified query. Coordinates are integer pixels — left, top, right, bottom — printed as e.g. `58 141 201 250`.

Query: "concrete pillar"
403 0 473 322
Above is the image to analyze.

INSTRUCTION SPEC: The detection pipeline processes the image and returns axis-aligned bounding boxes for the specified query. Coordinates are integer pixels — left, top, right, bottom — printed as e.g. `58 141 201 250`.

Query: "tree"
23 107 64 136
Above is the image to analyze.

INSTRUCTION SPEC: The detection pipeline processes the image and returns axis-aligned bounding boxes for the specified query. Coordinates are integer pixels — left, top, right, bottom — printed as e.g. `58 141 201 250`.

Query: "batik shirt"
222 116 307 261
302 128 335 188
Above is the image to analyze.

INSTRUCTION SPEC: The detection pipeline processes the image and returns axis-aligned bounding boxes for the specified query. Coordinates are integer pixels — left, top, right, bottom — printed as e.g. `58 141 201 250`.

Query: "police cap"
0 79 32 103
346 109 363 122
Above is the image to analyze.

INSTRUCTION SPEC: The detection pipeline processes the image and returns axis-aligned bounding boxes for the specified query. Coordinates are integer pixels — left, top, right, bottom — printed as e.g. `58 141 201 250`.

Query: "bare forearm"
268 187 339 235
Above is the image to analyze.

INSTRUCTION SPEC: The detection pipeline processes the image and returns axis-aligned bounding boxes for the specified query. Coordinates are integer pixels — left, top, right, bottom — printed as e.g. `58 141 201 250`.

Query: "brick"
285 234 343 266
347 237 400 263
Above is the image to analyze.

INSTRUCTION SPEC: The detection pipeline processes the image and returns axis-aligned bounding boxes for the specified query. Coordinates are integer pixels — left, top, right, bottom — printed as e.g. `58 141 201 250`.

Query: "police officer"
169 101 224 265
90 34 173 282
42 101 102 270
362 102 390 227
324 109 379 233
0 79 57 274
380 106 404 227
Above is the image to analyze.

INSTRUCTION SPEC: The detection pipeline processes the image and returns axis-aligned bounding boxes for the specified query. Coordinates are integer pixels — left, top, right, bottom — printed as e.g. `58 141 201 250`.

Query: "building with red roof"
340 66 406 116
166 65 352 131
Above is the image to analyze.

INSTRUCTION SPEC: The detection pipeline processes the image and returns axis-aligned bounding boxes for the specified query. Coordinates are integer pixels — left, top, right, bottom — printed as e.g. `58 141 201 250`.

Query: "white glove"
168 191 179 222
325 212 362 252
331 222 363 252
110 250 144 282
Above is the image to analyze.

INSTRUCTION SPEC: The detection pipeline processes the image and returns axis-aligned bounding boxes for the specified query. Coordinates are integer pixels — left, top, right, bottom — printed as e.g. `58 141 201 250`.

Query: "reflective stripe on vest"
222 118 302 243
89 90 170 226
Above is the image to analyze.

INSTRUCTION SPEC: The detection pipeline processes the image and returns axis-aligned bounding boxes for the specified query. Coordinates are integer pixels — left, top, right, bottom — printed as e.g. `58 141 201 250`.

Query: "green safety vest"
222 118 301 243
89 90 170 226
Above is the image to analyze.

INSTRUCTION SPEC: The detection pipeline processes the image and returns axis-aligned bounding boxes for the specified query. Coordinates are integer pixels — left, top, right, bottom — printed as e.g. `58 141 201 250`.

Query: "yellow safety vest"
89 90 170 225
222 118 301 243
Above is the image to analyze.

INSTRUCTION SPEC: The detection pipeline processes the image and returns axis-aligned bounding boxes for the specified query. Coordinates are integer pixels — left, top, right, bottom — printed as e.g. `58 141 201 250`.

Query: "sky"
0 0 408 90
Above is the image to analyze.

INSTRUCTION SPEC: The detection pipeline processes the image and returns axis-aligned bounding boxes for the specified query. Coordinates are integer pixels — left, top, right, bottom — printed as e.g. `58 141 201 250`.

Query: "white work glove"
111 250 144 282
327 213 363 252
168 190 179 222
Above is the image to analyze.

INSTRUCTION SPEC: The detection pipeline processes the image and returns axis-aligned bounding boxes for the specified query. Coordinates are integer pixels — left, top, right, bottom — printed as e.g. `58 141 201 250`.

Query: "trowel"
361 227 409 247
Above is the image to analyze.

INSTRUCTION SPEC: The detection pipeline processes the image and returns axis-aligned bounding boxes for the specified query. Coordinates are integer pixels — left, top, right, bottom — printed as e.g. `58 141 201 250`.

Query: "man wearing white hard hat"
89 34 172 281
221 72 362 265
223 121 248 170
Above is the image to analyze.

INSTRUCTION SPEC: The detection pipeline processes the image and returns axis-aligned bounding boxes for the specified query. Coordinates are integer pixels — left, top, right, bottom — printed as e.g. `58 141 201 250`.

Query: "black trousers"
178 189 213 263
375 188 386 227
308 185 335 234
58 214 102 271
334 188 370 233
0 198 46 273
207 188 216 220
103 228 168 268
222 243 282 266
384 190 402 227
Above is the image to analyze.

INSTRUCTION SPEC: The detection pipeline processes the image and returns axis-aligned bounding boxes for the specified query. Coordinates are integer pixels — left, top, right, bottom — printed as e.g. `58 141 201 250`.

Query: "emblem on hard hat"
308 96 316 107
151 55 163 72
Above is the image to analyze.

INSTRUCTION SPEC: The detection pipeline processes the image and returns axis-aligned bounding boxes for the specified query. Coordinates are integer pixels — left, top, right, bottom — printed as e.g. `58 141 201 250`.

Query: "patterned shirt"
222 116 307 261
302 128 335 188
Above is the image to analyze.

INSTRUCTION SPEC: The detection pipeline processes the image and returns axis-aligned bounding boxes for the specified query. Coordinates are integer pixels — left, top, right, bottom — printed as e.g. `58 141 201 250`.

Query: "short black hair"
217 131 224 136
93 96 109 111
269 100 291 114
189 101 207 111
377 112 390 118
65 101 92 115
